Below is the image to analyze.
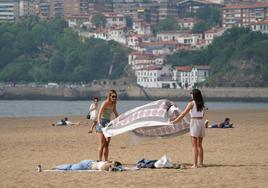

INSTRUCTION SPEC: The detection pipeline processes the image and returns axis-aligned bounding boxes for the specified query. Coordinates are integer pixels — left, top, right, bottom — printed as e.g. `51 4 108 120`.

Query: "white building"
19 0 35 17
175 65 210 88
132 19 152 35
136 65 179 89
157 31 202 47
128 51 165 70
176 33 202 46
66 14 92 29
105 13 126 28
0 0 19 22
204 27 226 45
177 17 197 30
108 26 127 44
250 20 268 34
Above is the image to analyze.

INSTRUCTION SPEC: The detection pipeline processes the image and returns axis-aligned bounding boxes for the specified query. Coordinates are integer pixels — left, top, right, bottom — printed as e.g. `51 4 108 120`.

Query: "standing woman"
88 97 99 133
171 89 205 168
96 90 119 161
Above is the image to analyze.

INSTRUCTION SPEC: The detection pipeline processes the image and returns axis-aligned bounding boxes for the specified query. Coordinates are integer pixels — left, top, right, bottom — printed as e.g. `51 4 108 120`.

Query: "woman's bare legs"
97 133 111 161
88 121 97 133
197 137 204 167
103 137 111 161
97 132 106 161
191 136 198 168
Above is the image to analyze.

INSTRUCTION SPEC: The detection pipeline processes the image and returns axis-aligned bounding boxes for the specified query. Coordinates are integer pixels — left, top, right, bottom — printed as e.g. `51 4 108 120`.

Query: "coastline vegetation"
167 27 268 87
0 17 129 83
0 17 268 87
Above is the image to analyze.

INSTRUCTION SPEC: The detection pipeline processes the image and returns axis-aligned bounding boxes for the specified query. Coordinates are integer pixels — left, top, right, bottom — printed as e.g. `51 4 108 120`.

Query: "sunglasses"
111 95 117 99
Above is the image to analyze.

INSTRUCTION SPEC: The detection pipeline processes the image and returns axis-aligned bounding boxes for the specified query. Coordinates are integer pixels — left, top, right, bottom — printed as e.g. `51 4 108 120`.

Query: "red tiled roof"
250 20 268 25
130 51 154 56
223 2 268 9
140 41 178 47
205 27 225 33
104 12 124 18
176 66 192 72
65 14 91 19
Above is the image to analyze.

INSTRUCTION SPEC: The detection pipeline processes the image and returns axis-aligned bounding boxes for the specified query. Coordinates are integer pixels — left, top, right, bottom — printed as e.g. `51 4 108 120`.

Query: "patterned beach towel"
102 99 190 138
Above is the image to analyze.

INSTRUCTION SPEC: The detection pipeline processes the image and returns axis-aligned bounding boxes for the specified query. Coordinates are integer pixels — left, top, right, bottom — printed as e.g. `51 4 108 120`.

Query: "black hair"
191 89 204 112
93 97 99 101
224 118 230 122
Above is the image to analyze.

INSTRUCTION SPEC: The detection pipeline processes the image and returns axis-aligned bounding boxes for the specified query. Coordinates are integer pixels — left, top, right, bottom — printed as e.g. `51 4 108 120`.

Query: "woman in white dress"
88 97 99 133
171 89 206 168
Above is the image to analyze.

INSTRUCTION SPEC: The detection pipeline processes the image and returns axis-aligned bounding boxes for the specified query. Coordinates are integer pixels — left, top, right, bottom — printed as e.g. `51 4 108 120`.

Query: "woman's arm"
171 101 193 124
98 101 107 127
113 104 119 118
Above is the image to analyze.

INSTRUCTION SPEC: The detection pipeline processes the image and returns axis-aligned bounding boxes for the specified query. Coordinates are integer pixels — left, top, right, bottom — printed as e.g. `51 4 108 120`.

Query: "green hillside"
167 27 268 87
0 17 129 83
1 17 268 87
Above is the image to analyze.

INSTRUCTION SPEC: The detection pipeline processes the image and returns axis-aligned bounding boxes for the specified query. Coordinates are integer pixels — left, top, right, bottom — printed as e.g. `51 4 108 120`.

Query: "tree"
91 14 106 28
192 21 210 33
154 17 180 33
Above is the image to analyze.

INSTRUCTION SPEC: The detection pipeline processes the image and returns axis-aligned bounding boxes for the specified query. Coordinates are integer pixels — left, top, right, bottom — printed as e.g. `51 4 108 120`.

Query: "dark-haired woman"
171 89 205 168
96 90 119 161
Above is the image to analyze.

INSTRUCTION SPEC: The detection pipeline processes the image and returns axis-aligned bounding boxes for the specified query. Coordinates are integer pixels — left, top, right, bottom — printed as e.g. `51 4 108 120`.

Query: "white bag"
154 155 173 168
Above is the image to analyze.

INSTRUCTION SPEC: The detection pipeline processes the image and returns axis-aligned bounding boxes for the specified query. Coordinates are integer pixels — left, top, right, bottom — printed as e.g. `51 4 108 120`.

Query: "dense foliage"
0 17 129 83
167 27 268 87
153 17 181 33
192 7 221 33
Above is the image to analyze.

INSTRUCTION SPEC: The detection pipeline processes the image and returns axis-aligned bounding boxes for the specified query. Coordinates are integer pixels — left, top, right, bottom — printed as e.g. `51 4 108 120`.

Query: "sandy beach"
0 109 267 188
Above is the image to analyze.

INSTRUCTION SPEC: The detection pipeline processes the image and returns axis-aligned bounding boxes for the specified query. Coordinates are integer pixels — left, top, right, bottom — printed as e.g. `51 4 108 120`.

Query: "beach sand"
0 109 268 188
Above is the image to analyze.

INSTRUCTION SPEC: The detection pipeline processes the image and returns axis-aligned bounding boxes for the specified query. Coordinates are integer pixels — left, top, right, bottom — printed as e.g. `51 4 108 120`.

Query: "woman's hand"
98 121 104 128
170 120 176 125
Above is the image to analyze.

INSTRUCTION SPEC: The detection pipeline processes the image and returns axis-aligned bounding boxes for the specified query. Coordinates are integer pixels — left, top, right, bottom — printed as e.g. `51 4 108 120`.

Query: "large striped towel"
102 99 190 138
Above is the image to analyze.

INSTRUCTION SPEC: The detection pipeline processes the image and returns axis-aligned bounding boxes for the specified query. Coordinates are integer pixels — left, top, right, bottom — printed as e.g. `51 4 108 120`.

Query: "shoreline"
1 86 268 101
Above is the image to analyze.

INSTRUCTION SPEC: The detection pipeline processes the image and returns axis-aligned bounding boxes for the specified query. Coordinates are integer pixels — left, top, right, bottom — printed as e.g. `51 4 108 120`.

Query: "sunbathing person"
51 160 123 171
205 118 233 128
52 117 80 126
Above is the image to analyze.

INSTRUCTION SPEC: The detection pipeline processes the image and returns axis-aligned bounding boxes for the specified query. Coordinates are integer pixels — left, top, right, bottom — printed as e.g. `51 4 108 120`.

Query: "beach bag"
154 155 173 168
86 114 91 119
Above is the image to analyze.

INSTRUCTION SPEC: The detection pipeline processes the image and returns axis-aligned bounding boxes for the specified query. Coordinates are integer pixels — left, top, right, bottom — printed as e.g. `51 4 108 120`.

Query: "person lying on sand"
53 160 123 171
205 118 233 128
52 117 80 126
38 160 124 172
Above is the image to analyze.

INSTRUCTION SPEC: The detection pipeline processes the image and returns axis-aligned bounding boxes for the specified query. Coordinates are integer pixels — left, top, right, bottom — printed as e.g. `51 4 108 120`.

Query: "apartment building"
19 0 35 17
0 0 19 22
222 2 268 28
223 0 258 4
88 0 113 13
50 0 62 17
157 0 177 21
62 0 80 17
104 12 126 28
36 0 62 18
177 0 222 17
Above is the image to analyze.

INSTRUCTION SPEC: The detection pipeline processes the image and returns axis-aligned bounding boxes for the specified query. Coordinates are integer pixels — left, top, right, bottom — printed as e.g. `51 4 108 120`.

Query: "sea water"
0 100 267 117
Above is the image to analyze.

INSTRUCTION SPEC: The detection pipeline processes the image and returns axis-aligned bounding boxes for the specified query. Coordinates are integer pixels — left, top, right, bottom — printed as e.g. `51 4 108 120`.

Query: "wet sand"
0 109 267 188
